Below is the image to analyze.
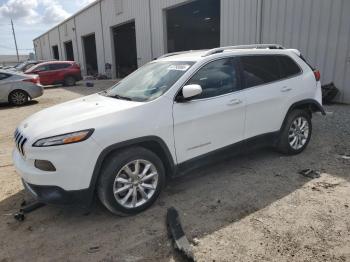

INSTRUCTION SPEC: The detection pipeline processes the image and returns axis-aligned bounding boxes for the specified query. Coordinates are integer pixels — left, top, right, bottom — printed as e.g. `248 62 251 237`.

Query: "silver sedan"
0 70 43 106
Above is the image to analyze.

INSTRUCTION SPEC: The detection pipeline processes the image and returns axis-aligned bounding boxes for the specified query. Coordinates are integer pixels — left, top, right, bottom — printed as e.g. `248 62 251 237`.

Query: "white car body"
12 45 324 208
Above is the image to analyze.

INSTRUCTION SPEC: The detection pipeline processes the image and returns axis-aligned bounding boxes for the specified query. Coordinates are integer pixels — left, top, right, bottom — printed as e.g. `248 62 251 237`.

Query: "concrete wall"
33 0 350 103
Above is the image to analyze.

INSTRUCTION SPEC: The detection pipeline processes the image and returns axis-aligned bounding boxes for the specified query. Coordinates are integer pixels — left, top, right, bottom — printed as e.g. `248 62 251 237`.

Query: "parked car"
25 61 82 86
0 70 43 106
12 60 51 72
13 45 324 215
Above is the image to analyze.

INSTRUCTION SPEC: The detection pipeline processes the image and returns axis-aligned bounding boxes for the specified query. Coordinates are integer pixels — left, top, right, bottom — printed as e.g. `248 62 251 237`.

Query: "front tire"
97 147 165 215
9 90 29 106
277 109 312 155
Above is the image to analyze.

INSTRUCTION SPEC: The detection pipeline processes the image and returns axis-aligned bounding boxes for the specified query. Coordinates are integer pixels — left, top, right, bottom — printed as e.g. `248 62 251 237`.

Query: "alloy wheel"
11 91 27 105
288 116 309 150
113 159 159 208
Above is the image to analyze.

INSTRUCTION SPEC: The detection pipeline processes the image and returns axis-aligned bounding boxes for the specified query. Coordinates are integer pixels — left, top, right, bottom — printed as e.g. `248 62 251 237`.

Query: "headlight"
33 129 94 147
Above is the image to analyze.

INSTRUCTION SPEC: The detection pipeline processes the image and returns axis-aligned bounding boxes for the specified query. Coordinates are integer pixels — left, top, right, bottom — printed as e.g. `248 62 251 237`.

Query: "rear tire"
9 90 29 106
64 76 76 86
277 109 312 155
97 147 165 216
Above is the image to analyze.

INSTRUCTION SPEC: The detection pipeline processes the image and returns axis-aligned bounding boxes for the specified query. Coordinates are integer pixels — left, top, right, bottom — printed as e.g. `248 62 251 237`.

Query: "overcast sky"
0 0 95 55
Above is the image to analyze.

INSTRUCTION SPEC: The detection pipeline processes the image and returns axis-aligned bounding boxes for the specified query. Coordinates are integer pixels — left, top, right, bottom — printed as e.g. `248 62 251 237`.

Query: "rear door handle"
281 86 292 92
227 99 242 106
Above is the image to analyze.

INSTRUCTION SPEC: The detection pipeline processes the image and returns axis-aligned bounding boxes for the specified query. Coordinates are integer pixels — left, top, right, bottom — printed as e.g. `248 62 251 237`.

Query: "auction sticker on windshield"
167 65 191 71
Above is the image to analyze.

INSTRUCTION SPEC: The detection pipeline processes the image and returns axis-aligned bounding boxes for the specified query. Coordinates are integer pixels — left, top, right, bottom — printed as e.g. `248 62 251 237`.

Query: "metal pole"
11 19 20 62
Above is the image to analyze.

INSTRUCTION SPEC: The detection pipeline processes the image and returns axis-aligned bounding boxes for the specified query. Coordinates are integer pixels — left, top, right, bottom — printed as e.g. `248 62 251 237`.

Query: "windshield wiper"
110 94 133 101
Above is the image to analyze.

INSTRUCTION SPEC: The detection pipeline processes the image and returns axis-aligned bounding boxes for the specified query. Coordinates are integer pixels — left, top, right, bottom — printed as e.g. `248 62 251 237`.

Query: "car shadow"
0 109 349 261
0 147 314 261
0 100 38 110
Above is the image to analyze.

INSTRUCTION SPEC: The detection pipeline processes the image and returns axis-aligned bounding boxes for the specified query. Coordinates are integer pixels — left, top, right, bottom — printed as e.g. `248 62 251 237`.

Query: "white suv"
13 45 325 215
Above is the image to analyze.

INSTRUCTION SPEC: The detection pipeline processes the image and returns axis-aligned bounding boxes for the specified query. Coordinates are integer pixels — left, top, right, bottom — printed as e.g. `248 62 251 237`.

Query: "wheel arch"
280 99 325 132
87 136 176 201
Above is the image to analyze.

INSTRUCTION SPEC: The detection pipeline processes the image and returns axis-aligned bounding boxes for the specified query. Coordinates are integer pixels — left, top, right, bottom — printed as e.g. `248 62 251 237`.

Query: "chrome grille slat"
14 130 28 156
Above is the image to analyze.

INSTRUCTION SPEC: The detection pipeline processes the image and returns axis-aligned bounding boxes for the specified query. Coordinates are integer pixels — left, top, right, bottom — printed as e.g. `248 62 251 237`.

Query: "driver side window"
186 58 239 99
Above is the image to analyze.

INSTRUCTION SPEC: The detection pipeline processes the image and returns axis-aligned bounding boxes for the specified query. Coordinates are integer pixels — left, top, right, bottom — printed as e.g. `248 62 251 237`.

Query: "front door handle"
281 86 292 92
227 99 242 106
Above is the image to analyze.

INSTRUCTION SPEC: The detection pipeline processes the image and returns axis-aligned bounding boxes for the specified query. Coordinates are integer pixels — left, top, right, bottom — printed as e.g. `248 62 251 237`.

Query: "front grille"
14 129 28 156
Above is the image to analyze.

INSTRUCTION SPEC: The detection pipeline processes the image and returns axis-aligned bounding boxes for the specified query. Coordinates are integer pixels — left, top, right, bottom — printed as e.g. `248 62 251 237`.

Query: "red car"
25 61 82 86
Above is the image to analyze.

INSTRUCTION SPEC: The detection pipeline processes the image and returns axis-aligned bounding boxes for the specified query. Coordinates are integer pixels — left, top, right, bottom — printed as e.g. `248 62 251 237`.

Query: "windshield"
100 61 194 102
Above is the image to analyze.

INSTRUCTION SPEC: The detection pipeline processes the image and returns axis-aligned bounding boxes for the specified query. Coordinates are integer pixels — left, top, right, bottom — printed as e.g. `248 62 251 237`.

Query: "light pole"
11 19 20 63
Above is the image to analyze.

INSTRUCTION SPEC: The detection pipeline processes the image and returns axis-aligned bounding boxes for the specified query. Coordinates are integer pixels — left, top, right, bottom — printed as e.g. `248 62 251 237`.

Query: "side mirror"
181 84 202 100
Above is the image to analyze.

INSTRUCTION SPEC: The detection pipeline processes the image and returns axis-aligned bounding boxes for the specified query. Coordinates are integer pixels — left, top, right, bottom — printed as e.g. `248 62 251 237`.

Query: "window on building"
52 45 59 60
186 58 239 99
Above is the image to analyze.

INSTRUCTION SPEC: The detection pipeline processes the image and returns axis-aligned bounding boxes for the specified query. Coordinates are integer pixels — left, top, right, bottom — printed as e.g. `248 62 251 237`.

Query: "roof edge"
33 0 100 41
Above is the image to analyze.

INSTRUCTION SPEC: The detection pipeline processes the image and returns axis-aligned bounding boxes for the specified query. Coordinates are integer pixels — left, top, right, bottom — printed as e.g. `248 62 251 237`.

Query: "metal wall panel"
261 0 350 103
74 3 104 74
150 0 192 58
58 19 79 62
48 28 61 59
221 0 258 46
33 0 350 102
101 0 152 77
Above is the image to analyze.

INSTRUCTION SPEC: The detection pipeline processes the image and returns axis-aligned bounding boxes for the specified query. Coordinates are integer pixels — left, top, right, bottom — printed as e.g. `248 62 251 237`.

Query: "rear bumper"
28 85 44 99
22 179 93 206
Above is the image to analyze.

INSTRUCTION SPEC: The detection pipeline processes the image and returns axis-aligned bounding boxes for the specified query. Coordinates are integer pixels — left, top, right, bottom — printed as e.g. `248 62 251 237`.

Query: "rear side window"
278 56 301 78
186 58 240 99
49 63 71 70
35 65 50 72
240 55 281 88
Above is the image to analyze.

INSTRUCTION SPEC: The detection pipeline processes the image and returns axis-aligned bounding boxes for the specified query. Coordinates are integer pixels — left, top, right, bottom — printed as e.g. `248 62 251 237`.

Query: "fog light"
34 160 56 172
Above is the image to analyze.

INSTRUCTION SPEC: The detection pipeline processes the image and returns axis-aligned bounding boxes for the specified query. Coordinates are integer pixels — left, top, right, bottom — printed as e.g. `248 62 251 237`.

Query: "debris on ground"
85 82 94 87
313 182 340 189
339 154 350 160
13 201 45 222
87 246 100 254
167 207 194 261
299 169 321 179
322 82 339 104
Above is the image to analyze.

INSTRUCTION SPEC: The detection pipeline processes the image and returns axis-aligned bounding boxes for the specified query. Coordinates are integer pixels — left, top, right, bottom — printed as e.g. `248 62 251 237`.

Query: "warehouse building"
33 0 350 103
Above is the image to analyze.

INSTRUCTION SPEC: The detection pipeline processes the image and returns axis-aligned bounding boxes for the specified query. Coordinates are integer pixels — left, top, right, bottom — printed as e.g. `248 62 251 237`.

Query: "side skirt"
174 131 280 177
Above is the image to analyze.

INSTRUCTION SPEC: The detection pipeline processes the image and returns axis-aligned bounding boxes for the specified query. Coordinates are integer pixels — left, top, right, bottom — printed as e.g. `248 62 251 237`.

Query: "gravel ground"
0 81 349 262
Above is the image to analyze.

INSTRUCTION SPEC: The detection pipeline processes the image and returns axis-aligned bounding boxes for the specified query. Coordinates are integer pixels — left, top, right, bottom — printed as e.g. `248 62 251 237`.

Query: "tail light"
23 77 40 84
313 70 321 82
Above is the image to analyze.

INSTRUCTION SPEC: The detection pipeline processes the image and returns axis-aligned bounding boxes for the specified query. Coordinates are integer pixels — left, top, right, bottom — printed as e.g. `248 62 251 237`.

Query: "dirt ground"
0 81 349 262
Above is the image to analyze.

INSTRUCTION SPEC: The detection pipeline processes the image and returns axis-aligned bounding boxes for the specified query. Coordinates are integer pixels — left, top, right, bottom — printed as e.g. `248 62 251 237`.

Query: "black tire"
64 76 76 86
97 147 165 216
9 90 29 106
277 109 312 155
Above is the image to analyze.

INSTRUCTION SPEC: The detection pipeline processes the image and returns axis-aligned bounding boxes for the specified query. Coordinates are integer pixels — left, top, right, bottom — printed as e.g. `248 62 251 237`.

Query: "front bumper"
22 179 92 206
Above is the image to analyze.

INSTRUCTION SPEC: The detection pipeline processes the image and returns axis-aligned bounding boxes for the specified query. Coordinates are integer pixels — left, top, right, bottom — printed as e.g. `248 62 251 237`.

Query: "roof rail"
157 50 193 59
157 50 205 59
202 44 285 57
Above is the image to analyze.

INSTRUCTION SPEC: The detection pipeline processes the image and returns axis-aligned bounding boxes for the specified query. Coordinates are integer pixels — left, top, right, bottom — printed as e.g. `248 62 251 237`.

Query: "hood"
18 93 144 139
